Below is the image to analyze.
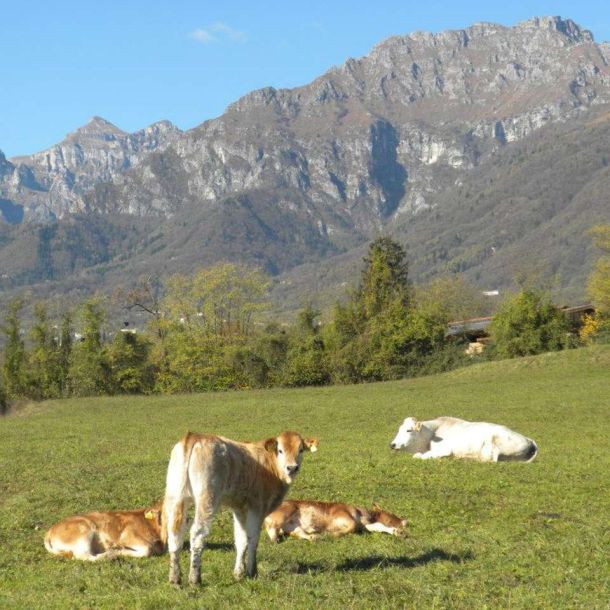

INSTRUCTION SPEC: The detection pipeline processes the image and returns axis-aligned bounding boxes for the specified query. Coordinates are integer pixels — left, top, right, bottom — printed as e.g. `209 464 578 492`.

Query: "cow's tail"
44 530 55 554
162 432 198 547
525 439 538 463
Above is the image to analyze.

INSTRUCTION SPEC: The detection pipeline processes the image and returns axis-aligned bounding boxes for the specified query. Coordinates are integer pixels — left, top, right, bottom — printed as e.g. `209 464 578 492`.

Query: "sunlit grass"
1 346 609 609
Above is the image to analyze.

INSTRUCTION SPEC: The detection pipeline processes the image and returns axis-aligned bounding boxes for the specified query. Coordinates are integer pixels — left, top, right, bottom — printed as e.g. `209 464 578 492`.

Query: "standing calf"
163 431 318 585
44 502 164 561
264 500 408 541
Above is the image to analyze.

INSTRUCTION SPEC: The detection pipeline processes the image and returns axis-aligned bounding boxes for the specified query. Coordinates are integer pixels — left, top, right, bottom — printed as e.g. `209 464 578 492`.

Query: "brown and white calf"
163 431 319 585
44 502 165 561
264 500 407 541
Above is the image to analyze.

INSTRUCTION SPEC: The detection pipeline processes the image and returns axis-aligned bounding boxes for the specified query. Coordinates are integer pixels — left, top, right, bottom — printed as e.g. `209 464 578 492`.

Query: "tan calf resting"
264 500 408 541
163 431 319 586
44 502 165 561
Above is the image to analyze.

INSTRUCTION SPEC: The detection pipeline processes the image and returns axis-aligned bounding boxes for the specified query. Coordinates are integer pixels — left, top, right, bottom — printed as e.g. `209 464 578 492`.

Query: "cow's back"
434 418 536 461
185 435 287 514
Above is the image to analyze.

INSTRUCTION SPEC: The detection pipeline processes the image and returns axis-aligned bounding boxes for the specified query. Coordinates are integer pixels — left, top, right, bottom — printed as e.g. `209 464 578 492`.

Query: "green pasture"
1 346 609 609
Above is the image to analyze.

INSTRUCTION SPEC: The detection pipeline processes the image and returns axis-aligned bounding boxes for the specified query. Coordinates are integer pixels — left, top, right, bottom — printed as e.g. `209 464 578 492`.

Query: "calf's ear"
264 438 278 453
304 438 319 452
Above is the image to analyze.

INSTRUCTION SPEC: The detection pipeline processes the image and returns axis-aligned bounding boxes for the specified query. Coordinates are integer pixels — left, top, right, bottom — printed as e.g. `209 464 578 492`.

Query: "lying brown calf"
44 502 165 561
264 500 407 541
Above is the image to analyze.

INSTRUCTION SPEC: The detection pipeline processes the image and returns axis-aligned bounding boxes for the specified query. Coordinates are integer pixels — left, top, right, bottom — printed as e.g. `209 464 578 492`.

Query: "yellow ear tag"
310 445 318 453
144 511 155 520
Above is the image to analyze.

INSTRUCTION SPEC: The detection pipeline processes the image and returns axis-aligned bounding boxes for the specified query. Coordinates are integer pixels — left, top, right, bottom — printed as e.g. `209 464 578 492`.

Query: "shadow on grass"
206 542 233 552
337 548 473 571
181 541 233 552
291 548 473 575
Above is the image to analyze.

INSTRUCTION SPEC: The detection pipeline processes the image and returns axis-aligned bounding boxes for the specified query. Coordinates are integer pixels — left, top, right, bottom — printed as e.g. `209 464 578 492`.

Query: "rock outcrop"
79 16 610 236
1 117 180 222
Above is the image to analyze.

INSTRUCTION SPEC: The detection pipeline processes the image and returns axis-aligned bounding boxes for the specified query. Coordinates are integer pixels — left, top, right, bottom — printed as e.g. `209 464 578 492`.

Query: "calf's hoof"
189 571 202 586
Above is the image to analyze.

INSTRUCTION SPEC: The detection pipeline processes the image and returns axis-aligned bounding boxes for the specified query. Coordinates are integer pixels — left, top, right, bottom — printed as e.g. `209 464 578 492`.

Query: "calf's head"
265 431 319 484
390 417 424 451
144 501 165 536
371 502 408 537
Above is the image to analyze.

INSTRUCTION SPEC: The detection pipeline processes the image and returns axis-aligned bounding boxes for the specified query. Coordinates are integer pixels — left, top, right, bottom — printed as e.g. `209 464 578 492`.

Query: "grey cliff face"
80 16 610 236
0 117 181 222
2 16 609 235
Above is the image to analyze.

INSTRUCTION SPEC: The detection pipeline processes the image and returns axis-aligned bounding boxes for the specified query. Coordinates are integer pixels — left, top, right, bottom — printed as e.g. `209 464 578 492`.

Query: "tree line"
1 232 608 405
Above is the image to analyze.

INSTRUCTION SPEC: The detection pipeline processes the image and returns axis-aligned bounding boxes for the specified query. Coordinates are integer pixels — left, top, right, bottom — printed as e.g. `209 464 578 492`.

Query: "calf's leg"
245 510 263 578
364 522 398 535
413 442 452 459
480 437 500 462
165 497 189 585
233 509 248 579
188 499 216 586
114 545 155 558
290 526 318 541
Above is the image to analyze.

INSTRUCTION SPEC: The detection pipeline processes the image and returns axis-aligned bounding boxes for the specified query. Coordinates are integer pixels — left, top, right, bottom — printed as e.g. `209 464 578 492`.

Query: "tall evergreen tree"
328 236 445 381
107 331 154 394
358 236 411 319
57 310 73 396
28 302 60 399
68 299 110 396
1 298 27 398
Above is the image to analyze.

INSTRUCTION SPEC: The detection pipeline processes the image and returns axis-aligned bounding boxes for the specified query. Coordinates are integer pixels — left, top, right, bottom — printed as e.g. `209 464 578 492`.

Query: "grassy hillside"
1 346 609 609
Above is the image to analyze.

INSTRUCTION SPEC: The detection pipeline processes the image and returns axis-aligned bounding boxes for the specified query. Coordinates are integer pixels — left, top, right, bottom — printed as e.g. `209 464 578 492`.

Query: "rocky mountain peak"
517 16 594 43
66 116 127 141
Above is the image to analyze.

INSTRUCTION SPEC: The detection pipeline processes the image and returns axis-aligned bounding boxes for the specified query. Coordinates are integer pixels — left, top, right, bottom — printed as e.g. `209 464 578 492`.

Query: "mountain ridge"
1 16 609 312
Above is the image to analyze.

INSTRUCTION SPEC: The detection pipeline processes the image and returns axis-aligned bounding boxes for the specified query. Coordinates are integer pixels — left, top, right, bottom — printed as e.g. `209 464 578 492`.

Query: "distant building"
447 303 595 355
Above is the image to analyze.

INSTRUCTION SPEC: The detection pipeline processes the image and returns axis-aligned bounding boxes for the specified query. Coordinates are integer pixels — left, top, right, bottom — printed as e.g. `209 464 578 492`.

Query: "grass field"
1 346 609 609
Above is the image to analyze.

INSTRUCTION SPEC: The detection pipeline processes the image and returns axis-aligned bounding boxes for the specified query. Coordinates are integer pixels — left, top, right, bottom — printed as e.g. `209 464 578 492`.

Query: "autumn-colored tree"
163 263 269 338
587 225 610 315
155 263 271 392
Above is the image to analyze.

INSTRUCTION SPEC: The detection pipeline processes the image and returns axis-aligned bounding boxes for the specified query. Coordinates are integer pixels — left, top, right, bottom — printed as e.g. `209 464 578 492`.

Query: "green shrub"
489 289 574 358
225 345 270 388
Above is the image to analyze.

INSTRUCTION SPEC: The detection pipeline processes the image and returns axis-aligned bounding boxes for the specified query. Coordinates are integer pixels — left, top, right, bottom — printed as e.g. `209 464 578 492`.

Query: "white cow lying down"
390 416 538 462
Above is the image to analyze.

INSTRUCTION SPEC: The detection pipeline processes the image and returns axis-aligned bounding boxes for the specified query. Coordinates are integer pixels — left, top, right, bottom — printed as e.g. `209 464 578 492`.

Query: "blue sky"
1 0 609 157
